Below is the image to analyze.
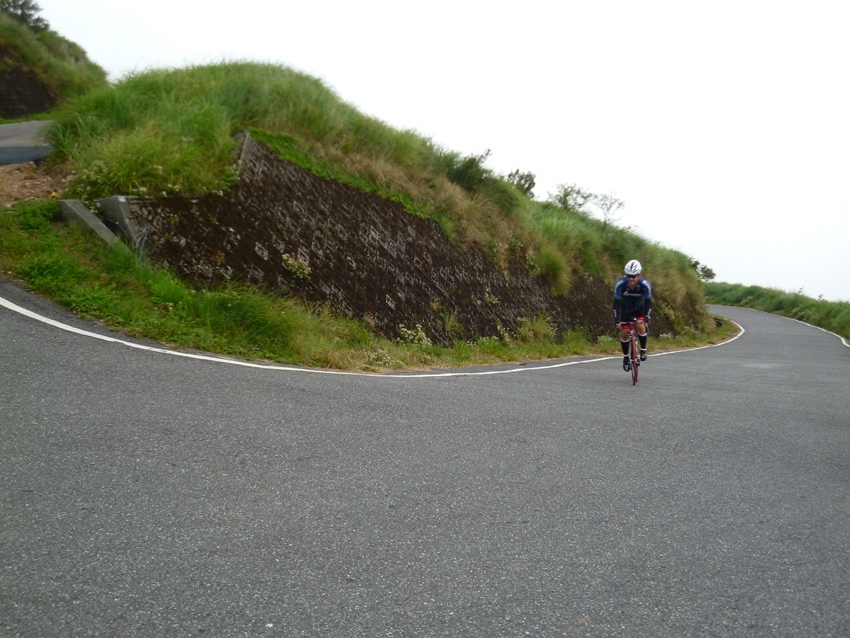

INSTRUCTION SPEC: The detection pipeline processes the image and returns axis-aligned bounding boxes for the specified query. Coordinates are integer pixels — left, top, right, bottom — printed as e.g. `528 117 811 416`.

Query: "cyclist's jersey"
613 277 652 324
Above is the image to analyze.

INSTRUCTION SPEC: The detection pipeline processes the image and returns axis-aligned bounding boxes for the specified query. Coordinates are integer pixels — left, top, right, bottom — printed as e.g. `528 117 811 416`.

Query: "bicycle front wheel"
631 335 639 385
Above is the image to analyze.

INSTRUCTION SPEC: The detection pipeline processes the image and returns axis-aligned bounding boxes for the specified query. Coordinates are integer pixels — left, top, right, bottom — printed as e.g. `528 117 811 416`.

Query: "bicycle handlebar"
617 320 648 327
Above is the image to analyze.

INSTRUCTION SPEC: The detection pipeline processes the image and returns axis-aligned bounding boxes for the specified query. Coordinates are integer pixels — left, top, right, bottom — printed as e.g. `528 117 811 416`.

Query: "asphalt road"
0 121 53 164
1 279 848 637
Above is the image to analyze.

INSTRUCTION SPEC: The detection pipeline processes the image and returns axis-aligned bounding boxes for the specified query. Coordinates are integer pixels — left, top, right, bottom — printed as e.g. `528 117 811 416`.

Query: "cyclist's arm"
642 281 652 323
613 281 624 324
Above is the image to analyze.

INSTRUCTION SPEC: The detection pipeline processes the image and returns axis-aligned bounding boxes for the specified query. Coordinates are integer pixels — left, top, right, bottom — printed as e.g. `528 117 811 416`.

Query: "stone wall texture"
0 43 56 118
124 133 677 345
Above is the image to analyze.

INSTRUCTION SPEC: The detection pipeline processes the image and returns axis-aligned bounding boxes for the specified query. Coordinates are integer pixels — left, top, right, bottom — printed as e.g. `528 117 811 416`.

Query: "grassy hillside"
706 282 850 339
0 11 107 117
46 62 708 332
0 59 741 371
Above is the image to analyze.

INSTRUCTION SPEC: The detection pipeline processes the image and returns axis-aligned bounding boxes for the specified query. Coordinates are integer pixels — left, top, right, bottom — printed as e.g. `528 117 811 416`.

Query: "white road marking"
1 293 750 377
787 315 850 350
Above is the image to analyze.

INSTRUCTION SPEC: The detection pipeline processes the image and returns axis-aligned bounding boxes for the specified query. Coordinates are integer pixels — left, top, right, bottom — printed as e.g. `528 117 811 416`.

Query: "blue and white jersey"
613 277 652 323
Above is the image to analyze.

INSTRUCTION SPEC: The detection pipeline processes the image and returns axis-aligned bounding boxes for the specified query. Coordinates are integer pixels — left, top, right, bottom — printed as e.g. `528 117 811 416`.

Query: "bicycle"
619 322 641 385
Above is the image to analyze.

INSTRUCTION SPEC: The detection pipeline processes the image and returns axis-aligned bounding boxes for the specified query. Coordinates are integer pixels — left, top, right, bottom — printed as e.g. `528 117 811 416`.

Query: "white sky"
38 0 850 301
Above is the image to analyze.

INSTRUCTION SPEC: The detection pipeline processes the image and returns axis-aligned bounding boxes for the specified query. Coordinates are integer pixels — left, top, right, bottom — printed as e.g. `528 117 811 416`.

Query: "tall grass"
43 61 707 331
0 13 108 107
48 62 439 199
706 282 850 339
527 202 705 328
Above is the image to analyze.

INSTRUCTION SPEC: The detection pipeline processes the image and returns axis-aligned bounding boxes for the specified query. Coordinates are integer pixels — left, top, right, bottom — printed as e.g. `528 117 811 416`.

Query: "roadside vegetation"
706 282 850 339
0 3 108 120
2 6 739 370
0 200 737 372
43 62 710 332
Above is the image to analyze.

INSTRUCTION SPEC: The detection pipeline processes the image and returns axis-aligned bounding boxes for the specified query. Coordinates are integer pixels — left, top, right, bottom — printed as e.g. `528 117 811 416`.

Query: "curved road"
0 121 53 165
2 279 848 637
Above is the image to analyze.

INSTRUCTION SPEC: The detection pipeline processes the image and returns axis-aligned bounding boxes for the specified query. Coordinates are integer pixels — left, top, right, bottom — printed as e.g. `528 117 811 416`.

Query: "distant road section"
0 120 53 164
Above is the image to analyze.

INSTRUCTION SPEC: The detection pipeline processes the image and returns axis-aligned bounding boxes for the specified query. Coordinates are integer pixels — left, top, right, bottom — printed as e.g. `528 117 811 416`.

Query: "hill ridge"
120 132 673 344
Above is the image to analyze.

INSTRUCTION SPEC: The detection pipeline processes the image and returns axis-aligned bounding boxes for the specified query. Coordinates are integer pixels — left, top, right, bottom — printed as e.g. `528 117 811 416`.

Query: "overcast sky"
38 1 850 301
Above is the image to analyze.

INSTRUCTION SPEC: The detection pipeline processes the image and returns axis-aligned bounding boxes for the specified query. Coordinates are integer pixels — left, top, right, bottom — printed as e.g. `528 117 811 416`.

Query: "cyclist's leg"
619 323 631 370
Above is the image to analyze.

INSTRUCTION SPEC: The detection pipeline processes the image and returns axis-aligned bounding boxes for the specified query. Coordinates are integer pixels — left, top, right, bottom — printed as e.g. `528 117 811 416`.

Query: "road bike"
619 322 641 385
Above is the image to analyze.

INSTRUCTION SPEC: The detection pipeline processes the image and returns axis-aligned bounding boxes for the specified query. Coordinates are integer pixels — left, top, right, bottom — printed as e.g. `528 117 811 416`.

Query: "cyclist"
613 259 652 371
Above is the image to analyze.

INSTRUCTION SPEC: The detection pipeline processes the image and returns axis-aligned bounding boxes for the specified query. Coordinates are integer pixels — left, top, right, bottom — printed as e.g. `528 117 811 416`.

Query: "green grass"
1 201 737 372
0 13 108 107
42 61 707 320
2 51 734 365
706 282 850 339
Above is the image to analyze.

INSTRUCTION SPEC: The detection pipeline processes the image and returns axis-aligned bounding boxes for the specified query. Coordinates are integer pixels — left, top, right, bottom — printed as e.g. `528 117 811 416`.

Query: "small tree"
550 184 624 229
446 149 492 192
506 169 536 198
549 183 593 214
590 193 624 232
690 259 716 281
0 0 49 30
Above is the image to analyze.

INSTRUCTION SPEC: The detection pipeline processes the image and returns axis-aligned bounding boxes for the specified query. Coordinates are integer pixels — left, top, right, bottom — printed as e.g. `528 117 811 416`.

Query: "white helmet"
624 259 642 276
